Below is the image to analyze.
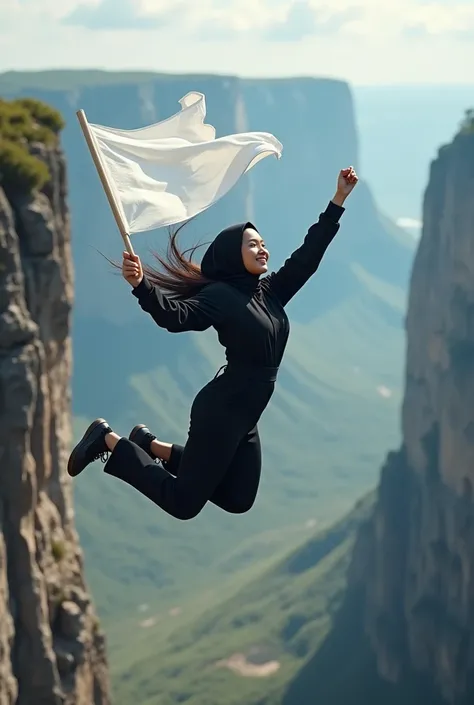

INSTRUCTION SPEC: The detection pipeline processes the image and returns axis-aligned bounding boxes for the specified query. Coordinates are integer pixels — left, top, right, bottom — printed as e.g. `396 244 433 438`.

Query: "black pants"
104 365 277 520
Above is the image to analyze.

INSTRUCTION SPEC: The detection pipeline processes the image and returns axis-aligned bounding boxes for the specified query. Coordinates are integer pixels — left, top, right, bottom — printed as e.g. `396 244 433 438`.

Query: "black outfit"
104 201 345 520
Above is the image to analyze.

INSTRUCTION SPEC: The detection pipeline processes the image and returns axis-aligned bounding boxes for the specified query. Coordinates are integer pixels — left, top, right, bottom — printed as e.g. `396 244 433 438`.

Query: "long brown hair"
106 221 212 299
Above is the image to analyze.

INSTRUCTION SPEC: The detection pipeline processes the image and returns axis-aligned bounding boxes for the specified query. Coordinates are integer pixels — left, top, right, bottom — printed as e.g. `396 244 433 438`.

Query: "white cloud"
13 0 97 22
396 217 423 242
183 0 360 40
397 217 423 229
0 0 473 83
5 0 474 38
266 3 363 42
166 0 288 36
406 1 474 36
151 0 474 41
301 0 474 40
63 0 182 30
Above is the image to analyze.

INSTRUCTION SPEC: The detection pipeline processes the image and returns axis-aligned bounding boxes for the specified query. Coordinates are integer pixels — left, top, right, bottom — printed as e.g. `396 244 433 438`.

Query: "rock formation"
0 98 110 704
361 111 474 704
280 114 474 705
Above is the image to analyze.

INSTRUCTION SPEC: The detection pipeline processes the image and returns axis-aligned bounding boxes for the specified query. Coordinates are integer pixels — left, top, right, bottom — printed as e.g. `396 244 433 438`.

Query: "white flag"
85 91 283 234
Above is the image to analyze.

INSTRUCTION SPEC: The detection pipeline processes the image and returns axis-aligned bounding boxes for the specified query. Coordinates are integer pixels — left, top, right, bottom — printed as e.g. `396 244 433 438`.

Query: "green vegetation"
0 140 49 193
269 587 447 705
0 97 64 194
14 97 65 134
110 494 373 705
112 486 446 705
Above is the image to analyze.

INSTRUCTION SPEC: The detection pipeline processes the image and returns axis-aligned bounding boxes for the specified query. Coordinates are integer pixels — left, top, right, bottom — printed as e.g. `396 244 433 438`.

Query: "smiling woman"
68 167 359 524
241 227 269 275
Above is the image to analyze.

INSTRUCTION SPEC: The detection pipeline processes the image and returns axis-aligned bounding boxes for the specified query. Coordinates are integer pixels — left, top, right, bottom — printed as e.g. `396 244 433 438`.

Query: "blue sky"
1 0 473 84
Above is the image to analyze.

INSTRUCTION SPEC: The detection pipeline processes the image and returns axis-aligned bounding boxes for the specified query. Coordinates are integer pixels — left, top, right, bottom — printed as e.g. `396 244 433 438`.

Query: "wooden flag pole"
76 109 136 256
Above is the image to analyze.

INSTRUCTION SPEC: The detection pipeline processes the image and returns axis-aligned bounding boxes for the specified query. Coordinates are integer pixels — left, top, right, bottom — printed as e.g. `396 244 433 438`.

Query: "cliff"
361 110 474 703
0 98 110 704
278 115 474 704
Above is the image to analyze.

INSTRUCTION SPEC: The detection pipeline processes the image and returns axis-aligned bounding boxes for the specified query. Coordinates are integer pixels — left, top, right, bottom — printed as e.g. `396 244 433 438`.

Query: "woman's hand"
332 166 359 206
122 251 143 288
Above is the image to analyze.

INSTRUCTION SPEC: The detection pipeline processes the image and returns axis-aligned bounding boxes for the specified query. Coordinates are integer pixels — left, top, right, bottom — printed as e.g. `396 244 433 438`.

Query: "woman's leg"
103 379 250 521
104 418 243 520
105 431 174 458
133 425 262 514
151 439 172 462
67 378 262 520
128 424 173 463
210 425 262 514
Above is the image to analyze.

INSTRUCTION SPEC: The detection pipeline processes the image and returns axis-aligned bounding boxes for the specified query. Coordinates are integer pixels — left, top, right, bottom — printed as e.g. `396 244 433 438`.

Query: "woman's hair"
106 221 212 299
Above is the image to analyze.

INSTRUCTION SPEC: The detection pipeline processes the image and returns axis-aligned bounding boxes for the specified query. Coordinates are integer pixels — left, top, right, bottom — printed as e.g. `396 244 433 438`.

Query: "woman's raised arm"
267 167 358 306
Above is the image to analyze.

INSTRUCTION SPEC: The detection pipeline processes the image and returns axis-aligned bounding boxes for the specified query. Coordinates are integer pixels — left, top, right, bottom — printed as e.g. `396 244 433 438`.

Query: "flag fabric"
86 91 283 234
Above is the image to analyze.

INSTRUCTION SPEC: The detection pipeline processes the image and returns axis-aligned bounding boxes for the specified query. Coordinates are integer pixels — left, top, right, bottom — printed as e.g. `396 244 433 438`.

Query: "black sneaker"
67 418 112 477
129 424 156 459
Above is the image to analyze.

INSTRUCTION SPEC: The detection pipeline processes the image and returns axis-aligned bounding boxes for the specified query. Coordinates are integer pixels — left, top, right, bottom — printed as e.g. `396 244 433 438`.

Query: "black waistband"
214 364 279 382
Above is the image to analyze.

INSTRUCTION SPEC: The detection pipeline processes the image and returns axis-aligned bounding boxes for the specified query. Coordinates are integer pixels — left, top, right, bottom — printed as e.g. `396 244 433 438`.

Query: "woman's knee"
219 495 256 515
173 498 206 521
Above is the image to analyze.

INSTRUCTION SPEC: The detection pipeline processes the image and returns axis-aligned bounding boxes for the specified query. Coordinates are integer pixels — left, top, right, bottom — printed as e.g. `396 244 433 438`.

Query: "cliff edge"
0 98 110 704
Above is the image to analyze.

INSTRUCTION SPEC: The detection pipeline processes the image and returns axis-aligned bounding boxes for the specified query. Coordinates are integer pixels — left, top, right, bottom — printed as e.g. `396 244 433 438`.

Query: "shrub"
14 97 65 134
0 97 65 196
0 139 50 193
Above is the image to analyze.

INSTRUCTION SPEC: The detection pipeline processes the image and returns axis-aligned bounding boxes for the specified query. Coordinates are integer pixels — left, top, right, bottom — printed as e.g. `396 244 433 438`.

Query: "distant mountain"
1 71 413 628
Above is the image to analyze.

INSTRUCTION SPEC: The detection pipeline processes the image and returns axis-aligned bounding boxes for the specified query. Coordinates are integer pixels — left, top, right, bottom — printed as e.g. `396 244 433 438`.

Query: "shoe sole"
67 418 108 478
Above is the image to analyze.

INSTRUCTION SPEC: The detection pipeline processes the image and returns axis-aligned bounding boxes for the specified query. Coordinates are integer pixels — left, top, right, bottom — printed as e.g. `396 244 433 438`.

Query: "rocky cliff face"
280 116 474 705
0 103 110 704
362 117 474 703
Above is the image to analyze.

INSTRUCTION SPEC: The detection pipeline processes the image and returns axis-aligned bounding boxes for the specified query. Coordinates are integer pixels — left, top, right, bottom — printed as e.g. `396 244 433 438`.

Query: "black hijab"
200 221 260 293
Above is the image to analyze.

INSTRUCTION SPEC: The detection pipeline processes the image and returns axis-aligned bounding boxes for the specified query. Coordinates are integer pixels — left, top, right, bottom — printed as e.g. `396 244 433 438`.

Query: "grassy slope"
274 587 446 705
110 493 374 705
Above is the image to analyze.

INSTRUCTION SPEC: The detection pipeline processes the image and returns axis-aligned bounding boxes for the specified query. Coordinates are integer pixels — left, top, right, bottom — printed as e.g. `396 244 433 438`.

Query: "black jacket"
132 200 344 368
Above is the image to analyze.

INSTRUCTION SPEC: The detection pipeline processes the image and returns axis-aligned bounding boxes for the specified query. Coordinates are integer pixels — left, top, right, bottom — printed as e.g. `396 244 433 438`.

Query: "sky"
1 0 473 85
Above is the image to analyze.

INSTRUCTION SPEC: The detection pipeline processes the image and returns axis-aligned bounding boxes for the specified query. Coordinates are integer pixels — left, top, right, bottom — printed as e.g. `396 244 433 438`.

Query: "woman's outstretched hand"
332 166 359 206
122 251 143 288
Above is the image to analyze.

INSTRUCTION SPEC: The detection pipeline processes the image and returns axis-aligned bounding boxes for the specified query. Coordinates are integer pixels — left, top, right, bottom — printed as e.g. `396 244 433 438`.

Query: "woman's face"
241 227 269 275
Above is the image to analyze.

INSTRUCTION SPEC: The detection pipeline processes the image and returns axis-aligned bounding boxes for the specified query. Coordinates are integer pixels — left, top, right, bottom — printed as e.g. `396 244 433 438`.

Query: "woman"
68 166 358 520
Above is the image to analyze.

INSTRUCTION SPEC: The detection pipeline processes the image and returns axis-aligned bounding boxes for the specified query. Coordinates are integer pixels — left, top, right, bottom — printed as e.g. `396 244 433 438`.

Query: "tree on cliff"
0 97 64 194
